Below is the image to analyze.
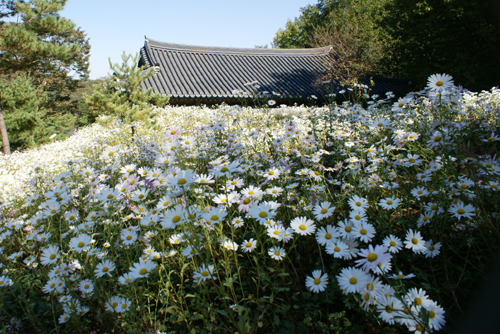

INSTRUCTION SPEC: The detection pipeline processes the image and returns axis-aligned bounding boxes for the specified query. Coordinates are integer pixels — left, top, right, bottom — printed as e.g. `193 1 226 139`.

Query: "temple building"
138 37 410 105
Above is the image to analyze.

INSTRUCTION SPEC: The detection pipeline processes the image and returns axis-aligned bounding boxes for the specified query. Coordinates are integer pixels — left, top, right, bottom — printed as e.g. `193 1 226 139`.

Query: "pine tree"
81 52 170 140
0 0 90 155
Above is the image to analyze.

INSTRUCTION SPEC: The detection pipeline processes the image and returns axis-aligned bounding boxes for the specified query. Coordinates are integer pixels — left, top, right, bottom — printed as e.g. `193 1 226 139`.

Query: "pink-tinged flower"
165 125 182 139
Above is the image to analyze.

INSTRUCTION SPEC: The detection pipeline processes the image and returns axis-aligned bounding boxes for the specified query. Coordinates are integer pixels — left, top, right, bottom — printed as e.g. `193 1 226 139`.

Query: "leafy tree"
0 73 47 149
384 0 500 91
274 0 392 92
0 0 90 155
273 1 329 49
307 0 391 91
273 0 500 91
80 52 170 139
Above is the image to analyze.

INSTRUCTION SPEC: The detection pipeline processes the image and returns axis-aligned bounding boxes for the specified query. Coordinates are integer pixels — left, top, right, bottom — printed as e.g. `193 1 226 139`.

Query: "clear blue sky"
59 0 315 80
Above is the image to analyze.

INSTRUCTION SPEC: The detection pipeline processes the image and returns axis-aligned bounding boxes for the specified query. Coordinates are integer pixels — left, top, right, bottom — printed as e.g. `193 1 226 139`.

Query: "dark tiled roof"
139 38 410 104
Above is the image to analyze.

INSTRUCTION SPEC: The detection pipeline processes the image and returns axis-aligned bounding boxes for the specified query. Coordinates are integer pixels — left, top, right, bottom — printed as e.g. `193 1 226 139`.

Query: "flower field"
0 75 499 333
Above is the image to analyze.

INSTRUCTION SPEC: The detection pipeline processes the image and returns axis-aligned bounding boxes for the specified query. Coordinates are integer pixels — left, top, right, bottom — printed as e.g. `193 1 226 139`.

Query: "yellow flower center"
415 298 422 305
387 200 393 205
50 254 56 260
390 241 396 246
313 278 321 284
411 238 418 245
259 212 267 218
409 159 415 163
461 184 468 189
345 226 351 232
139 268 147 275
112 302 118 308
78 242 85 248
435 80 443 86
355 215 361 220
429 310 436 318
172 216 180 223
102 267 108 272
126 236 132 240
367 253 377 262
349 277 357 284
220 167 229 172
385 305 393 313
274 251 280 256
299 224 306 230
355 201 361 206
434 136 442 142
246 242 252 247
321 209 327 214
269 171 274 175
360 228 367 235
201 270 209 277
325 233 331 239
211 215 219 221
178 178 186 185
457 209 465 214
429 245 434 251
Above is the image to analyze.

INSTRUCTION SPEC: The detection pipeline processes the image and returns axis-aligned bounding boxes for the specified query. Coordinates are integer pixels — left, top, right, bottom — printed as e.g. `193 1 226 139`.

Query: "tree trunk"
0 102 11 156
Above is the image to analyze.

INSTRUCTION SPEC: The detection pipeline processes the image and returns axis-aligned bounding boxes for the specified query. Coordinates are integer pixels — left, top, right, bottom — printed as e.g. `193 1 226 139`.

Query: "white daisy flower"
427 73 454 92
378 197 401 210
336 267 368 294
241 239 257 253
193 264 216 284
404 229 426 254
382 235 403 253
305 270 328 293
313 201 335 220
268 246 286 260
290 216 316 236
348 195 369 211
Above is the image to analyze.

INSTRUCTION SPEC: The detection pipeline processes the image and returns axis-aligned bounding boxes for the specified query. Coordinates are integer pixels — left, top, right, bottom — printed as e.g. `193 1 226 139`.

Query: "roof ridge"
145 37 331 56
